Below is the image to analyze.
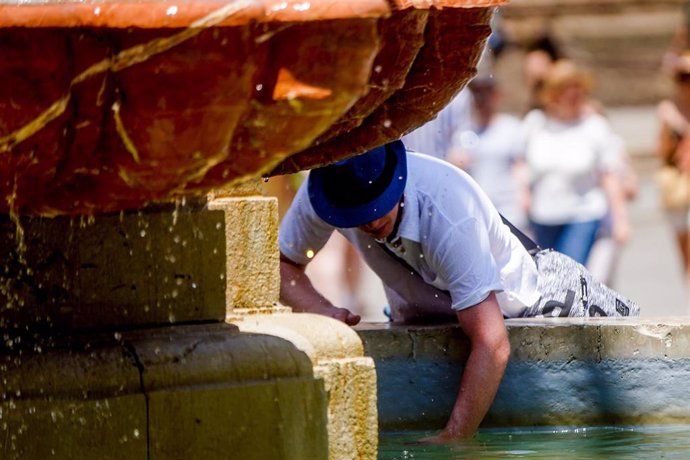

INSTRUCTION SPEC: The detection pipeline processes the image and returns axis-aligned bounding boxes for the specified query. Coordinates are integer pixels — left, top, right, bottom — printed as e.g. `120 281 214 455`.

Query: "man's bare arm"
418 292 510 442
279 253 361 325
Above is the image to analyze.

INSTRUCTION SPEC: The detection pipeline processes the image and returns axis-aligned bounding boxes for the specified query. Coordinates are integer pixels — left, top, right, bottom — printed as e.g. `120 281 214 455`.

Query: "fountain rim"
0 0 505 28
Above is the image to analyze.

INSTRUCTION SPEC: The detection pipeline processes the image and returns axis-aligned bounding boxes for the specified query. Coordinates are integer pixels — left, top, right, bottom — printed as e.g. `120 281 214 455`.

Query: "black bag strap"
500 214 541 256
378 214 539 271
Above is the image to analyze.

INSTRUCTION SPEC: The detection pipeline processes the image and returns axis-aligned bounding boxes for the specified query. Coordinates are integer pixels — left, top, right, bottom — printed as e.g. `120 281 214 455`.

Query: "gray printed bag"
499 216 640 318
522 249 640 318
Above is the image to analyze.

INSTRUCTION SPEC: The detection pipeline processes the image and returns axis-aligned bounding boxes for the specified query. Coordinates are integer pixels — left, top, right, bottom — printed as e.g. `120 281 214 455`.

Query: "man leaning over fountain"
278 140 638 443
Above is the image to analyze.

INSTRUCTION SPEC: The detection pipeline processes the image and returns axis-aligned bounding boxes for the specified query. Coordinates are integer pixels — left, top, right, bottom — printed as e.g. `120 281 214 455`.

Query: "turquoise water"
380 425 690 459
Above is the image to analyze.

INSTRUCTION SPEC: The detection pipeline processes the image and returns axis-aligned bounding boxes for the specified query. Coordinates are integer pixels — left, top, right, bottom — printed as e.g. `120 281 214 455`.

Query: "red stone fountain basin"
0 0 503 215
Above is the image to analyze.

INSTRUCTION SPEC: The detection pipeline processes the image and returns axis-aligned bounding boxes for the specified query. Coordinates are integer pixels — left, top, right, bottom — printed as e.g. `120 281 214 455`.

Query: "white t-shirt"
452 113 527 227
522 110 617 225
279 151 540 320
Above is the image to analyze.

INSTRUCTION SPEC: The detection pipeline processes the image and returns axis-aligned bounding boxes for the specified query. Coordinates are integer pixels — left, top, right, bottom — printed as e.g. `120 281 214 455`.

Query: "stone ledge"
356 317 690 430
0 323 329 459
234 313 378 460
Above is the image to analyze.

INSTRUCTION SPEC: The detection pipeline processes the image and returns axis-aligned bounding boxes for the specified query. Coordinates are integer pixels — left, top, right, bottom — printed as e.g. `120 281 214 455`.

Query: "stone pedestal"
238 313 379 460
1 323 327 460
0 201 330 459
0 185 379 459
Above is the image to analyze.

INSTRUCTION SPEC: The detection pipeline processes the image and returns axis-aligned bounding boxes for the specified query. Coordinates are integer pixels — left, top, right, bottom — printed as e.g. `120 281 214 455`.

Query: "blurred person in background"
586 132 638 285
402 88 472 160
523 32 565 113
521 60 630 265
447 75 528 230
656 50 690 288
402 30 508 159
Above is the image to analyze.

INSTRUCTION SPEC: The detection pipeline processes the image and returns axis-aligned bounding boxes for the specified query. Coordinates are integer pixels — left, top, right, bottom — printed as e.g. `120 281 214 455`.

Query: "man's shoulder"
407 150 457 173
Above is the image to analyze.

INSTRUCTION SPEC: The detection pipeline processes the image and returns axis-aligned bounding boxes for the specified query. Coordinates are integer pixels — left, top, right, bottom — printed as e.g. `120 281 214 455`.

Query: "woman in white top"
522 60 629 265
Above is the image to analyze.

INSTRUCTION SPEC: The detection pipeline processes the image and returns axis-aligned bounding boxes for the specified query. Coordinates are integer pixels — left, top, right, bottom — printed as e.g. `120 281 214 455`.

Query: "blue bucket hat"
308 140 407 228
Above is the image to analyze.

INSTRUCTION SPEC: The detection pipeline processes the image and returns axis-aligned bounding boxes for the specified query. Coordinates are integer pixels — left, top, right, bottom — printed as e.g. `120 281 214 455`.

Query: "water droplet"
306 249 315 259
166 5 178 16
270 1 288 12
94 6 101 15
139 230 146 237
293 1 311 12
114 332 122 341
383 119 392 128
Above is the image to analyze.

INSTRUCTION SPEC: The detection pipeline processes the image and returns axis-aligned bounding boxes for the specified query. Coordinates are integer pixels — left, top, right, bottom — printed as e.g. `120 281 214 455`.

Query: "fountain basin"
0 0 501 215
357 317 690 430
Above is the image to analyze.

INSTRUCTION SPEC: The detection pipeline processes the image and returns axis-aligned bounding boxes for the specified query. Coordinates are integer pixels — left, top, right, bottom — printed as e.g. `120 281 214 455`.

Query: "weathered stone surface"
208 196 280 311
124 323 314 389
0 206 227 331
0 197 286 330
315 358 378 460
358 318 690 430
0 323 328 459
148 379 327 460
236 313 378 460
0 395 147 460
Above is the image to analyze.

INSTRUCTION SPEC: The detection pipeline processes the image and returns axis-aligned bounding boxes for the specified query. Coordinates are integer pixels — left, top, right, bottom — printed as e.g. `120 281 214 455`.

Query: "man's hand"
412 430 461 445
280 253 361 326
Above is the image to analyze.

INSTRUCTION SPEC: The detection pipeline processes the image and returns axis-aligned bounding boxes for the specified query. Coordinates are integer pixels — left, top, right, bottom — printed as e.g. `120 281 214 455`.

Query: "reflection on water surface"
380 425 690 459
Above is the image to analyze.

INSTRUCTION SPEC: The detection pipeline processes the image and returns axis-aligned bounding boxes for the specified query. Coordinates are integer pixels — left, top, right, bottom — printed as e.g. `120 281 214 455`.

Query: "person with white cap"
279 140 639 442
